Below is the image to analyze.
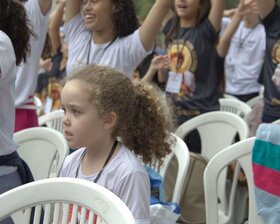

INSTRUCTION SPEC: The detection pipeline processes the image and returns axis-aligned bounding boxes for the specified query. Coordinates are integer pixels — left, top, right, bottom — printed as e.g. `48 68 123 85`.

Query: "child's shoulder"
64 148 85 164
112 145 147 176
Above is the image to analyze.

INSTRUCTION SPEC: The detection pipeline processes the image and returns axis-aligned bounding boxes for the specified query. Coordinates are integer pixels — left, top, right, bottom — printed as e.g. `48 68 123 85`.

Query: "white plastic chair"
204 137 265 224
14 127 69 180
34 96 43 116
219 98 252 119
223 94 238 100
160 133 190 204
39 109 64 133
175 111 249 223
272 119 280 125
246 95 263 109
0 178 135 224
175 111 249 159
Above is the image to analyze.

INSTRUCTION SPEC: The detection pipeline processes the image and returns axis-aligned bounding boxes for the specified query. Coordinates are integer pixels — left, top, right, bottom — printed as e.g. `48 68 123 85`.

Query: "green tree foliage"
133 0 153 22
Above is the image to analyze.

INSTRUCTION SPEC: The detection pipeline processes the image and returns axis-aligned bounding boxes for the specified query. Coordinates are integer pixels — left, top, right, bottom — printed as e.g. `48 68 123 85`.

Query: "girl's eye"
72 109 81 115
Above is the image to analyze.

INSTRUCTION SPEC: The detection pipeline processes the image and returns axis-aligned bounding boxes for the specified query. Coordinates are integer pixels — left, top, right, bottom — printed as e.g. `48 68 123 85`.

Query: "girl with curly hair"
0 0 34 223
60 64 174 223
64 0 174 77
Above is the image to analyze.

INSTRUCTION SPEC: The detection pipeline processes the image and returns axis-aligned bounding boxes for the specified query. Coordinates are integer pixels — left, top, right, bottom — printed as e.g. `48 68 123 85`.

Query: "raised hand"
150 55 169 71
237 0 258 18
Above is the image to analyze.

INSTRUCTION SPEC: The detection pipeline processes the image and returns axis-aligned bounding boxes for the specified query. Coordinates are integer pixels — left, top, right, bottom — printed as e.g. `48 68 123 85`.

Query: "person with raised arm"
64 0 174 78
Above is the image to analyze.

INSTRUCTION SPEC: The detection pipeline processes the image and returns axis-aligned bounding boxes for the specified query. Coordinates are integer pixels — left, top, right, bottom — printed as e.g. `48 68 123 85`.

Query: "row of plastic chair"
2 136 264 224
13 104 265 223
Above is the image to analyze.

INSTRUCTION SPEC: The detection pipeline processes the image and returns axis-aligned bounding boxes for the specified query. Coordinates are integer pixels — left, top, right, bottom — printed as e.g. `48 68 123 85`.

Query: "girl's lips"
64 131 73 137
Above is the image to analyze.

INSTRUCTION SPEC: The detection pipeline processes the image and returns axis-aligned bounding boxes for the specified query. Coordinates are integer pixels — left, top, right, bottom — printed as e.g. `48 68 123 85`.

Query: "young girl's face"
175 0 200 20
82 0 116 32
61 80 107 149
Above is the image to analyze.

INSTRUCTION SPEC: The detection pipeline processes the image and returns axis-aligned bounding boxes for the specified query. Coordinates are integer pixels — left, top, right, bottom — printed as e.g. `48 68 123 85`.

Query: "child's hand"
150 55 169 71
237 0 258 18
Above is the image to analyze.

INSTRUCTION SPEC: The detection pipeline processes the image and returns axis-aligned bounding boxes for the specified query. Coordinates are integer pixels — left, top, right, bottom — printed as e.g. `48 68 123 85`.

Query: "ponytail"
121 82 175 164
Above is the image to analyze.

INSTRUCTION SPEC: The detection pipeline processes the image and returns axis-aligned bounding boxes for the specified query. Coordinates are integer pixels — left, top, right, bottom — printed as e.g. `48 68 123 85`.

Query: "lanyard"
86 36 118 65
75 140 118 183
237 26 255 52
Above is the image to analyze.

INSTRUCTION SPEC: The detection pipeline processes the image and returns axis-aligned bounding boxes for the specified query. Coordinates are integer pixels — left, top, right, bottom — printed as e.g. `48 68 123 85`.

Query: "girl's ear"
103 112 117 130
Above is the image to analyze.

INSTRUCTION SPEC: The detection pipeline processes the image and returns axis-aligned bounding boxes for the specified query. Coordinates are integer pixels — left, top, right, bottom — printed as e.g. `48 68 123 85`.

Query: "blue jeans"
0 170 22 224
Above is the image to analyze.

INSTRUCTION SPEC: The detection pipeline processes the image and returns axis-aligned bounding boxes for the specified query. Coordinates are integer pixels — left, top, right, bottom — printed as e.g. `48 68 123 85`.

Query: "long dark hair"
111 0 139 37
165 0 211 44
0 0 35 65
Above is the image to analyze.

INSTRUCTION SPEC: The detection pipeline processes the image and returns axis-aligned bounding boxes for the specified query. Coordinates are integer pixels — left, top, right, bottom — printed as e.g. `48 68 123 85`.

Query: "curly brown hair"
0 0 35 65
65 64 175 164
111 0 139 37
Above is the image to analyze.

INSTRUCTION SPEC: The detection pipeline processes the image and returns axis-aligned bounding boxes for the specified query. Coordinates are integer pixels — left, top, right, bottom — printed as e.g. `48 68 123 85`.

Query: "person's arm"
48 0 66 52
208 0 226 32
217 0 257 57
65 0 81 23
256 0 275 19
217 15 241 57
38 0 52 16
223 8 237 18
139 0 174 51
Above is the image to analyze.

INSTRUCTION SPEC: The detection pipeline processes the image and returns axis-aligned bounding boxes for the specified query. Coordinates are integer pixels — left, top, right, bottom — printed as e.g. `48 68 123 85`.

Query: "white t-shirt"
0 31 18 175
64 14 151 78
15 0 50 108
223 18 266 95
60 145 150 224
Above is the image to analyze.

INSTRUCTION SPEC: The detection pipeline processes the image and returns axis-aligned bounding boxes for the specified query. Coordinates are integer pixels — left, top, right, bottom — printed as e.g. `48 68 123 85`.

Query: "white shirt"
64 14 151 78
0 31 19 176
60 145 150 224
223 18 266 95
15 0 50 108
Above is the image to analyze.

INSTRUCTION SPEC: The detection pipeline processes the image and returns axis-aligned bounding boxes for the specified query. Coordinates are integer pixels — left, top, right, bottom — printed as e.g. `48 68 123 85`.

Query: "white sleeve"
64 13 91 49
0 32 15 80
116 171 151 224
120 29 153 69
24 0 51 29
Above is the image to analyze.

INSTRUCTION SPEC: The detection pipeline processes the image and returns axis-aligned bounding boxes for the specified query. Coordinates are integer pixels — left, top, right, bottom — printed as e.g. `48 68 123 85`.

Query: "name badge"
165 71 182 94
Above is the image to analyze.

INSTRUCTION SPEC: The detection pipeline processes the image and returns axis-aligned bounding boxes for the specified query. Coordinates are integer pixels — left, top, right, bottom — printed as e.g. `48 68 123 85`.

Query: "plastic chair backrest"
219 98 252 119
34 96 43 116
39 109 64 133
272 119 280 125
0 178 135 224
175 111 249 159
175 111 249 219
246 95 263 108
14 127 69 180
160 133 190 203
204 137 264 224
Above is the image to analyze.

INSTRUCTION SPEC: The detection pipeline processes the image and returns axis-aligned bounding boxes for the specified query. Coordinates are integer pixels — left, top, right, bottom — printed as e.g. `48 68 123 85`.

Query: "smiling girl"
64 0 174 78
